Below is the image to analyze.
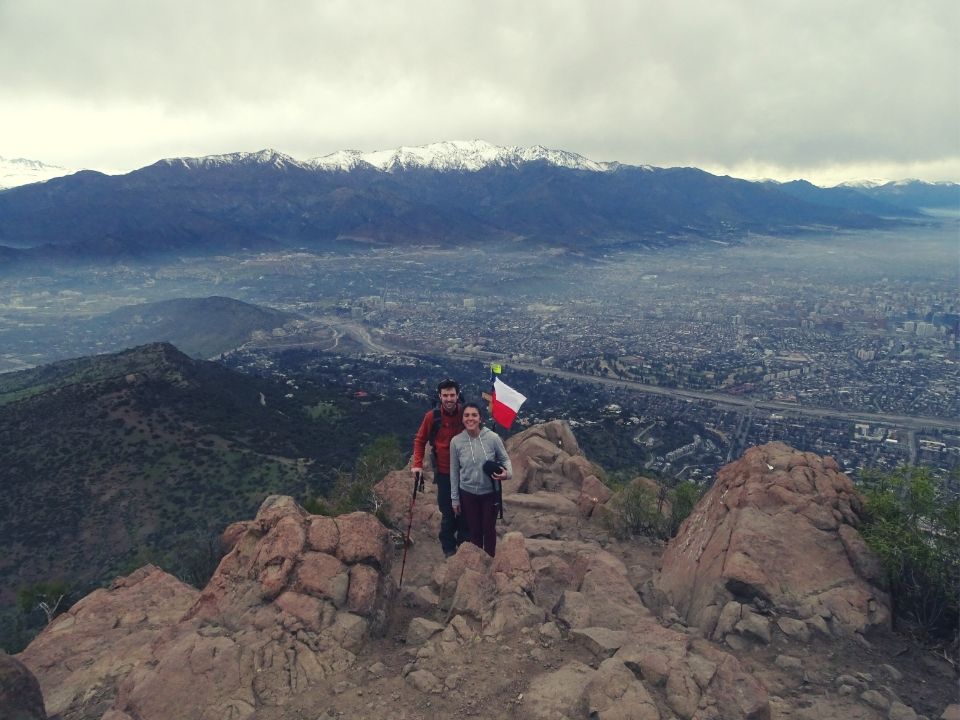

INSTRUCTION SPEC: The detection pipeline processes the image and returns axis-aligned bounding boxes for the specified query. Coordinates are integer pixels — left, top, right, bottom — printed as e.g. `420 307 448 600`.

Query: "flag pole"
485 362 505 520
482 362 503 429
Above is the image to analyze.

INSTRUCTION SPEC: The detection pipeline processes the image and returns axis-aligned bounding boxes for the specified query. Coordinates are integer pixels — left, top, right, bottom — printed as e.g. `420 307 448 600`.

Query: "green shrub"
314 435 405 521
604 481 667 540
602 476 704 541
669 480 704 537
858 466 959 639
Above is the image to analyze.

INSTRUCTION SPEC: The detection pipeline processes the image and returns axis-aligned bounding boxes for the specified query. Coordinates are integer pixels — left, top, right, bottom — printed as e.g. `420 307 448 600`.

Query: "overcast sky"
1 0 957 185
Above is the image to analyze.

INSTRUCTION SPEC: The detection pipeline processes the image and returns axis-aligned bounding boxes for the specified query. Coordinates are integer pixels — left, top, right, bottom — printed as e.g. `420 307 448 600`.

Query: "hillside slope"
0 343 421 605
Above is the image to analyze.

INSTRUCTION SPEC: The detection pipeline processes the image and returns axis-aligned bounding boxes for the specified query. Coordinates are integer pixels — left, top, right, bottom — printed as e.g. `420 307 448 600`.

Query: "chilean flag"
491 377 527 429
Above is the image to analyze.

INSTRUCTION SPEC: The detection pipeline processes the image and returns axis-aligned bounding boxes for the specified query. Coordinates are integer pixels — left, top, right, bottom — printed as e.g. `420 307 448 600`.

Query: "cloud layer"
1 0 957 183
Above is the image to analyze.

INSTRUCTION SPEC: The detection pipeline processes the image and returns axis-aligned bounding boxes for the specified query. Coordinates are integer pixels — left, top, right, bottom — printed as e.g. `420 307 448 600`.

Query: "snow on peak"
0 156 72 189
835 179 889 189
308 140 613 173
161 149 306 171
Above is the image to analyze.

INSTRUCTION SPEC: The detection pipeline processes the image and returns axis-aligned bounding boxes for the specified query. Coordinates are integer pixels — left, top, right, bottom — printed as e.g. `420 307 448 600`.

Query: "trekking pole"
398 470 424 589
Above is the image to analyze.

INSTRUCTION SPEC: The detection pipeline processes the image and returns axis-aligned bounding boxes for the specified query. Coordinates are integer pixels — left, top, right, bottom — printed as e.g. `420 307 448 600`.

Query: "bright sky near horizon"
1 0 957 185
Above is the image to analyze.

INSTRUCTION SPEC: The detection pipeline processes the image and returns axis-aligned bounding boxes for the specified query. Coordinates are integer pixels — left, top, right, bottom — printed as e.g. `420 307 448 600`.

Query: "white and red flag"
491 377 527 429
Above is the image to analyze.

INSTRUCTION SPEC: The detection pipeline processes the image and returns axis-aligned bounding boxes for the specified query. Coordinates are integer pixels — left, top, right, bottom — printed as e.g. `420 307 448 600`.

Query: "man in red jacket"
411 379 469 557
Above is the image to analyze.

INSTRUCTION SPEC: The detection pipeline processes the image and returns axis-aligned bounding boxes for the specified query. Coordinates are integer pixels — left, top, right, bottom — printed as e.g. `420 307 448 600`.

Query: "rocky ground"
8 423 959 720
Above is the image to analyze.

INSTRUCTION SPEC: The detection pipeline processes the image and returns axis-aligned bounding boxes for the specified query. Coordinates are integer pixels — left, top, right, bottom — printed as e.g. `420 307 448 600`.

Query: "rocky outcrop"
18 496 396 720
16 565 197 718
17 429 950 720
658 442 890 640
374 467 440 531
501 421 613 539
403 528 769 720
0 652 46 720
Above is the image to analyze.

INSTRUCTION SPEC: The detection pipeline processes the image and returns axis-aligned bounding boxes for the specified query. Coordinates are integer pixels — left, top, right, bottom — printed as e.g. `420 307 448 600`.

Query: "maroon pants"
460 488 498 557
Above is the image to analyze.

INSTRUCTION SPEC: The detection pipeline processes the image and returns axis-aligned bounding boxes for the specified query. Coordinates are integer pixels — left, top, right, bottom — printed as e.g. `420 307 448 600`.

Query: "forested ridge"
0 343 422 615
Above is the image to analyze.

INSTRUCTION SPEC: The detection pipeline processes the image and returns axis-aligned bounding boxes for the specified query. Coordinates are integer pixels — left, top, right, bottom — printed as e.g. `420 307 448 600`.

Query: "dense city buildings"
2 227 957 485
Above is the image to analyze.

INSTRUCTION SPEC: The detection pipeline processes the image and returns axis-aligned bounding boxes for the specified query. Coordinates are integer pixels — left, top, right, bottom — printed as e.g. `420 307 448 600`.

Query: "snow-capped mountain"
162 141 619 174
2 139 953 266
157 149 303 172
0 156 73 189
309 140 617 173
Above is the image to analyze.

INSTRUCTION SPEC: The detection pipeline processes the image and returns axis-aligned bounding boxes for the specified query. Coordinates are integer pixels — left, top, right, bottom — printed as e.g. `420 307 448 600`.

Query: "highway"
262 318 960 434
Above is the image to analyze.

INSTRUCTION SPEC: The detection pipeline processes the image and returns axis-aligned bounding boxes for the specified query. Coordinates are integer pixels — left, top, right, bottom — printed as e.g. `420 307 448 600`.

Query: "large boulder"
503 420 614 531
373 467 440 531
18 496 397 720
16 565 198 718
0 652 47 720
658 442 890 637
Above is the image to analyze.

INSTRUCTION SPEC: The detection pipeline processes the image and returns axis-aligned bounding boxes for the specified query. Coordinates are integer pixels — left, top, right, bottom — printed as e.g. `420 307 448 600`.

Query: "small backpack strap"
428 407 442 469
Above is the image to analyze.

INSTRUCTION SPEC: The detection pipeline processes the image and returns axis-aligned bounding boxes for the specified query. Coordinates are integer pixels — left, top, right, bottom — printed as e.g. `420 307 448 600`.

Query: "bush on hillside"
305 434 404 525
858 466 959 640
603 476 703 540
669 480 704 536
604 481 665 540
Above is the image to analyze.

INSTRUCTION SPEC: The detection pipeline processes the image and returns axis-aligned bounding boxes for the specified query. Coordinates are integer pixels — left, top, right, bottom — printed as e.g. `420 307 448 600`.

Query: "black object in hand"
483 460 505 478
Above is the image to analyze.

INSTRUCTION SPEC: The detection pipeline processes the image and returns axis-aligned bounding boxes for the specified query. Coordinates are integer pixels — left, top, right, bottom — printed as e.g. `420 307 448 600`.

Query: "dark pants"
460 488 499 557
435 473 470 556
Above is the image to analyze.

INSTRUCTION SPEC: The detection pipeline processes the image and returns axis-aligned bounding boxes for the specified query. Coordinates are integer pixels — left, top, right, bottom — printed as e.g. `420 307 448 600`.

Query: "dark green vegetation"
0 342 422 651
600 472 704 541
858 467 959 642
303 435 405 523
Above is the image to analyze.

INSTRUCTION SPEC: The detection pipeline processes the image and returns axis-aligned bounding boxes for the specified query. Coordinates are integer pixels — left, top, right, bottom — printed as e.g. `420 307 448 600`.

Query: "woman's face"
462 407 481 432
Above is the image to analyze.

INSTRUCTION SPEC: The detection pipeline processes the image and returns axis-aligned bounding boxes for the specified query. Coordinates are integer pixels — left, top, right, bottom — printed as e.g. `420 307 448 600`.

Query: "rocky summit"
12 425 959 720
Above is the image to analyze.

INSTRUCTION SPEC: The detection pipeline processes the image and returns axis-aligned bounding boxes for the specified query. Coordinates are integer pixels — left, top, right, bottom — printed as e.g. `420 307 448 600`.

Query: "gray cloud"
0 0 957 182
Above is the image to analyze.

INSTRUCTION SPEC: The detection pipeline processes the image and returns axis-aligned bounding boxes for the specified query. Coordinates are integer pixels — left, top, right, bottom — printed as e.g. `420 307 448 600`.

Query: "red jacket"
411 403 464 475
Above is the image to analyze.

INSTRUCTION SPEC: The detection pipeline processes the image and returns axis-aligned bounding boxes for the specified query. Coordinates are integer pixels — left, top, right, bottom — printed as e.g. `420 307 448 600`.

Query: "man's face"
439 387 459 412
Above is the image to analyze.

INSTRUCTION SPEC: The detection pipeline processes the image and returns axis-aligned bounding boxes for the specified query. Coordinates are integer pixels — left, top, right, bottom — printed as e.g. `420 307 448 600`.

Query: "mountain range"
0 140 956 265
0 156 72 190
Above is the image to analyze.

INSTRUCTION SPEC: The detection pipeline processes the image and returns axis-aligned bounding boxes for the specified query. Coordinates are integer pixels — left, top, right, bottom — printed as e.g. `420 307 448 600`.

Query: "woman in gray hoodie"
450 403 513 557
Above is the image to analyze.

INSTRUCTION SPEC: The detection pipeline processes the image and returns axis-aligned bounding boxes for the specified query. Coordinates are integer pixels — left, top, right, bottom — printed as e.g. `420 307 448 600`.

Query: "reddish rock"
578 474 613 517
221 520 253 554
507 420 580 456
658 442 890 636
505 421 581 500
436 541 492 594
254 515 307 599
255 494 307 530
255 515 306 567
16 565 198 718
579 552 652 630
275 590 326 630
585 657 660 720
373 468 439 530
333 512 391 570
448 568 495 620
531 554 577 612
491 531 535 593
19 498 396 720
347 564 381 616
306 515 340 554
293 552 349 606
562 454 597 486
259 558 295 600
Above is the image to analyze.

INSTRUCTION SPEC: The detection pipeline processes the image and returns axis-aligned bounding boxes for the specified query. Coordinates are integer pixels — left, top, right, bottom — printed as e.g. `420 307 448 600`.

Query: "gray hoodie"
449 427 513 506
